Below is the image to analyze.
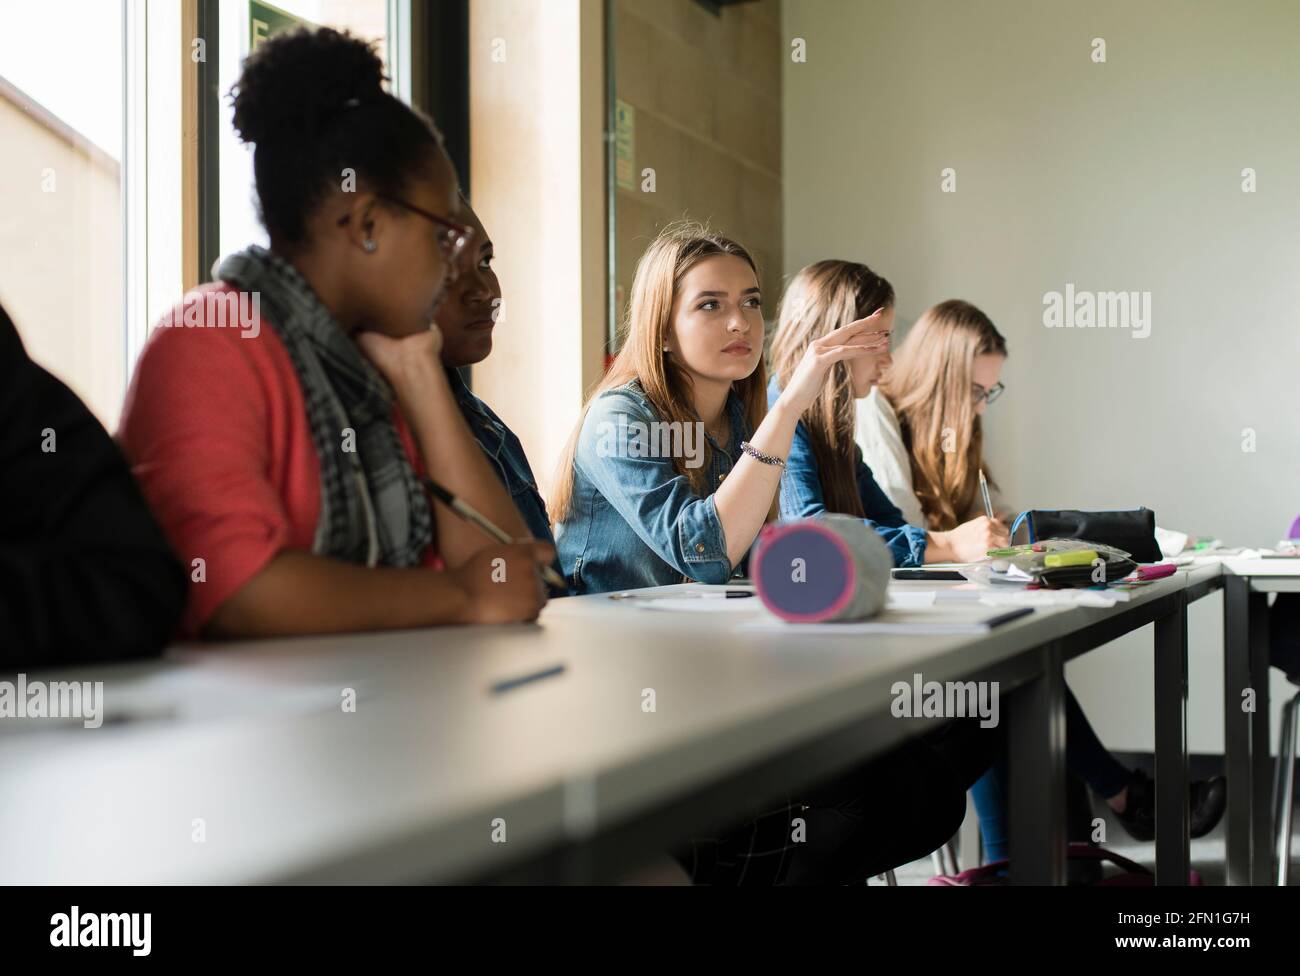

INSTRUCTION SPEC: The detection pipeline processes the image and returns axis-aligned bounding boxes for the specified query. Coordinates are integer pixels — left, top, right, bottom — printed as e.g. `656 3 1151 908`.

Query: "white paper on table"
738 606 1029 636
633 597 766 613
978 589 1128 608
886 591 938 609
1192 548 1266 564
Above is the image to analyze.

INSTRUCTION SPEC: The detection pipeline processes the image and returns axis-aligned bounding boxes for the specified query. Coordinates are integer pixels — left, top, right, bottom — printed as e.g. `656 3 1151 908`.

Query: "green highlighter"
1043 549 1098 569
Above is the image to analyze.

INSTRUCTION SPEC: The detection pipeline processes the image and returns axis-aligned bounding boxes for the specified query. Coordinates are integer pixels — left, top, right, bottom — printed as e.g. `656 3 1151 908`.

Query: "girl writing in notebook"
859 295 1225 847
770 264 1226 853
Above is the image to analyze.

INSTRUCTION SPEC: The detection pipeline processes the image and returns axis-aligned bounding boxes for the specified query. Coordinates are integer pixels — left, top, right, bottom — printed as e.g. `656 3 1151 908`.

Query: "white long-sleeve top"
854 388 927 528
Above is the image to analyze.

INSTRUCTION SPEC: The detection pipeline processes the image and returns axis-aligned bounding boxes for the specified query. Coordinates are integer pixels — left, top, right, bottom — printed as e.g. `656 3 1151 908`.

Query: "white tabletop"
0 566 1218 883
1220 556 1300 591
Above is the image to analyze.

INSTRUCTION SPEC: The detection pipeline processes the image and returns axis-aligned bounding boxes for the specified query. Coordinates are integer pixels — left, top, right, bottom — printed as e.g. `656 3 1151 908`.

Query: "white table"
0 566 1221 884
1220 557 1300 884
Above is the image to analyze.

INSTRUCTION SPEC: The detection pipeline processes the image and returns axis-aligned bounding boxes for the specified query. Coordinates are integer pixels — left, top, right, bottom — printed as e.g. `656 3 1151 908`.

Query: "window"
0 0 414 428
215 0 399 261
0 0 125 427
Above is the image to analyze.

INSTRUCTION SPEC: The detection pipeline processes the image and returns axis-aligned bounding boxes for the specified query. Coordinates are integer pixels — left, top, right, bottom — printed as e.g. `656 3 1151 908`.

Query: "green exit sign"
249 0 312 51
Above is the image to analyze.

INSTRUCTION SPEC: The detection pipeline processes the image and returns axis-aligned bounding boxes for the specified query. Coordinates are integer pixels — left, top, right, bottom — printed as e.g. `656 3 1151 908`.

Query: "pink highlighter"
1131 563 1177 581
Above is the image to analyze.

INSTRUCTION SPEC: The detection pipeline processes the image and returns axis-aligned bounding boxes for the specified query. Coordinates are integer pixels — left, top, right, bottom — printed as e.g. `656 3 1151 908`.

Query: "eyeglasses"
337 195 474 264
972 381 1005 406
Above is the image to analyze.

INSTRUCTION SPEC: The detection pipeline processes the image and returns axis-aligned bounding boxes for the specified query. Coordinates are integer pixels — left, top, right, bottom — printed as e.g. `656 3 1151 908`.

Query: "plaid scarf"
217 245 433 568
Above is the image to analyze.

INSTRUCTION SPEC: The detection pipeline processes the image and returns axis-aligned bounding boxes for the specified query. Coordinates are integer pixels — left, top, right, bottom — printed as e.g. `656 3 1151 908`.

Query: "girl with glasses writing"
856 298 1012 532
850 295 1225 856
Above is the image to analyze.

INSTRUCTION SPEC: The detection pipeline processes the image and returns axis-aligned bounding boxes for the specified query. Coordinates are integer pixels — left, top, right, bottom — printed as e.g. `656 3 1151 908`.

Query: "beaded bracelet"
740 441 787 468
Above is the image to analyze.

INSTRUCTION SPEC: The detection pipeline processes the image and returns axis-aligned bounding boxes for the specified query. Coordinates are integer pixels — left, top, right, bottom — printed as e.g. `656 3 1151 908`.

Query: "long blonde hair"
549 222 770 523
769 260 894 517
879 300 1007 531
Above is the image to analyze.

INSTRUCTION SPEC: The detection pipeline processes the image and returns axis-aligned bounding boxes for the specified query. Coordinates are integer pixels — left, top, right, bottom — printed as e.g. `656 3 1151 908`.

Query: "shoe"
1114 770 1155 841
1190 775 1227 838
1113 770 1228 842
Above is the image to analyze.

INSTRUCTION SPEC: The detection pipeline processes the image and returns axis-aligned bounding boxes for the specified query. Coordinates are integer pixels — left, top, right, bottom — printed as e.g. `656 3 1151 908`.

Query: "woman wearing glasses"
855 299 1012 532
845 291 1226 857
769 264 1008 564
118 27 553 638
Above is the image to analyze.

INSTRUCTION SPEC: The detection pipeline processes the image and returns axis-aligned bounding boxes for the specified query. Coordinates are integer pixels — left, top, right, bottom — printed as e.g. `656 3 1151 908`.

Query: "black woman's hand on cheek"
355 326 444 402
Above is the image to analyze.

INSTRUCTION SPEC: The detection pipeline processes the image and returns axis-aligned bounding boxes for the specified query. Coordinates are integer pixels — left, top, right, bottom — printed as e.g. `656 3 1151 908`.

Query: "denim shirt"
555 380 750 594
448 369 556 550
766 376 928 567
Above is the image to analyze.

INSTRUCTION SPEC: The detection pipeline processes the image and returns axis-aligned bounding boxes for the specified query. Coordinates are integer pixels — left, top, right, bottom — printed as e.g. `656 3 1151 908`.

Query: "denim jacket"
766 376 928 567
449 368 556 550
555 380 750 594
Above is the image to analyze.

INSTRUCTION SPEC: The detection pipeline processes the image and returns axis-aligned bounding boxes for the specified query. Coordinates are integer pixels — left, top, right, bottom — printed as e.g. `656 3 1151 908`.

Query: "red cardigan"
118 284 437 637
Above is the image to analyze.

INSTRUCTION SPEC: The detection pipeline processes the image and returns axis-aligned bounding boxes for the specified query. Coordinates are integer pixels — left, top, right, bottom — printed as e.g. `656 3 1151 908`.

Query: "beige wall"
783 0 1300 753
0 94 122 428
469 0 783 499
614 0 782 325
469 0 607 498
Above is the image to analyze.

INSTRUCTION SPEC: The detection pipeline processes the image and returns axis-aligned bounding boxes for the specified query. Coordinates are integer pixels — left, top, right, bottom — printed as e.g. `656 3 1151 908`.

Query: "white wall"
783 0 1300 752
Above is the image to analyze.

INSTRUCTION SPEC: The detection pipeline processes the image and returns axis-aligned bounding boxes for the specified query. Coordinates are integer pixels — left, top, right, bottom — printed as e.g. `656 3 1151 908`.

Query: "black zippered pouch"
1011 508 1162 563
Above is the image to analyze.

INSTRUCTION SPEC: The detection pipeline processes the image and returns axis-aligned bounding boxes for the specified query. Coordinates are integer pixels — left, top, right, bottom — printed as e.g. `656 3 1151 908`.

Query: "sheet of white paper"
738 606 1026 635
887 591 938 609
978 589 1127 608
634 598 765 612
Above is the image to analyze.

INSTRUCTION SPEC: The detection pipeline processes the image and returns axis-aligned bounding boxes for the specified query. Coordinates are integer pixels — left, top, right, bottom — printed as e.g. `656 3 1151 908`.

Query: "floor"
889 804 1299 885
888 755 1299 885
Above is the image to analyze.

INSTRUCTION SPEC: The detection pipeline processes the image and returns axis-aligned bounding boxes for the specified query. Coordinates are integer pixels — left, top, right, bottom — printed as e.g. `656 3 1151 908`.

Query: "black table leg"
1249 589 1273 884
1224 575 1273 885
1155 590 1190 884
1009 642 1066 884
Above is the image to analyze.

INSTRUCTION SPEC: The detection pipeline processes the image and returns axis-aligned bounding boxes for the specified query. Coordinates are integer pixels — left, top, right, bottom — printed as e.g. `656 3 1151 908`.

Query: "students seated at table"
550 223 886 594
766 267 1224 848
1 302 185 667
432 199 563 588
767 262 1008 564
118 26 552 639
550 224 1000 883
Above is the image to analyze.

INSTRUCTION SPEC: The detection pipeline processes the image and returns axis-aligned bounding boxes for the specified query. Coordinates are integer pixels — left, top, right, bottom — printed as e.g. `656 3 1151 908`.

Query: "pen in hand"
978 468 994 521
422 477 568 592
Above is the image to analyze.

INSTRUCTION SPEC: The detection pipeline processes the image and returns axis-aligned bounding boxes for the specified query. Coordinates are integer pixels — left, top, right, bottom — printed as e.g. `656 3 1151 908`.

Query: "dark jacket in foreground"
0 303 185 668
